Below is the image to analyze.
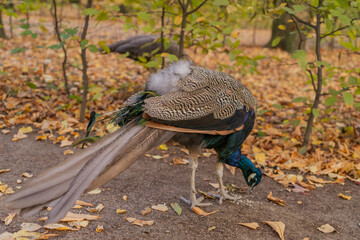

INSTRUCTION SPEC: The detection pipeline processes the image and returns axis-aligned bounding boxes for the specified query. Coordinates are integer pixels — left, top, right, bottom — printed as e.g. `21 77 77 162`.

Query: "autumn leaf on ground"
202 152 212 157
4 212 16 225
170 202 182 216
317 224 337 233
87 188 101 194
267 192 286 206
12 130 27 141
158 144 168 150
2 129 10 134
60 138 74 147
225 164 236 175
20 126 33 134
68 220 89 229
123 195 128 201
151 204 168 212
264 221 285 240
0 169 10 173
11 230 41 239
76 200 93 206
141 207 151 216
116 209 127 214
125 217 154 227
338 193 351 200
44 223 78 231
64 149 74 155
96 225 104 232
172 157 189 165
36 135 47 140
22 172 33 178
208 226 216 231
238 222 260 230
192 207 218 216
20 222 42 232
60 212 101 222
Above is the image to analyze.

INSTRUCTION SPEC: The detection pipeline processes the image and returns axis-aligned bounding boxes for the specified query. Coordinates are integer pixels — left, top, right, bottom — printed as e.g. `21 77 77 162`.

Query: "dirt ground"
0 128 359 240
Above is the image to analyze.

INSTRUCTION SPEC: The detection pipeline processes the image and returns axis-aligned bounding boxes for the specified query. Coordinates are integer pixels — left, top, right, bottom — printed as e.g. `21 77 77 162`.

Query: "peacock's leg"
210 162 242 204
180 153 212 208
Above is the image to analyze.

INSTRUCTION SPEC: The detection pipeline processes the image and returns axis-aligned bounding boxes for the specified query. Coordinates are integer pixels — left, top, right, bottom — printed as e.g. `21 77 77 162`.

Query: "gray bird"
3 60 261 223
101 34 189 62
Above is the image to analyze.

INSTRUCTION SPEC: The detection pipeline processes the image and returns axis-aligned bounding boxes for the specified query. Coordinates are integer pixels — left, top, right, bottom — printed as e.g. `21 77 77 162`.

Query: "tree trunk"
265 12 304 53
0 9 7 39
79 0 92 123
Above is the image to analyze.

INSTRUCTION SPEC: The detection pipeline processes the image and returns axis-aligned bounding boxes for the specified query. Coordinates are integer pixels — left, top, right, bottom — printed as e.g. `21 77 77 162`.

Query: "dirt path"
0 128 359 240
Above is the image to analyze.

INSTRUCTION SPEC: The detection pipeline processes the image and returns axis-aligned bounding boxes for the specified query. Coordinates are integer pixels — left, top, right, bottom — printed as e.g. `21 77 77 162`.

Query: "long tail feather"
3 120 175 223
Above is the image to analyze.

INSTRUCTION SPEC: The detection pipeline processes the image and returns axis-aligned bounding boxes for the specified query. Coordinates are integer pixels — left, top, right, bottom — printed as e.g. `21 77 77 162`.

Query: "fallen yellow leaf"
192 207 218 216
267 192 286 206
264 221 285 240
44 223 78 231
4 212 16 225
317 223 337 233
338 193 351 200
238 222 260 230
96 225 104 232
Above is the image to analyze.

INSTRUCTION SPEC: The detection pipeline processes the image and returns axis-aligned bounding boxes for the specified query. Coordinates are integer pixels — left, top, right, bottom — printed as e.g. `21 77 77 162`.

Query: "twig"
289 14 304 50
307 69 316 92
188 0 209 15
321 18 360 39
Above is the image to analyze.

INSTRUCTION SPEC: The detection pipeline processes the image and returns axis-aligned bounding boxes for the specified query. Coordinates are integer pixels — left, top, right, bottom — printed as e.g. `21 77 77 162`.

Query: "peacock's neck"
225 149 255 172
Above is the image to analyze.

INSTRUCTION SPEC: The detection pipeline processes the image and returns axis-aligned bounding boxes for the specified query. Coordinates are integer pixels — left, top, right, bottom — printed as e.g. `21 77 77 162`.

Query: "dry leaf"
11 230 40 239
116 209 127 214
36 135 47 140
123 195 128 201
76 200 93 206
87 188 101 194
96 225 104 232
20 222 42 232
0 169 10 173
60 212 101 222
158 144 168 150
20 126 33 134
12 131 27 141
4 212 16 225
151 204 168 212
2 129 10 134
125 217 154 227
317 223 337 233
264 221 285 240
208 226 216 231
225 164 236 175
63 149 74 155
22 172 33 178
238 222 260 230
96 203 105 212
60 139 74 147
141 207 151 216
192 207 218 216
267 192 286 206
202 152 212 157
172 157 189 165
338 193 351 200
44 223 78 231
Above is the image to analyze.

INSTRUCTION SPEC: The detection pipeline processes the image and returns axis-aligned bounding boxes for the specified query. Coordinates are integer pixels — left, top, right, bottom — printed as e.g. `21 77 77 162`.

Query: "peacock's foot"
207 191 242 205
180 195 213 208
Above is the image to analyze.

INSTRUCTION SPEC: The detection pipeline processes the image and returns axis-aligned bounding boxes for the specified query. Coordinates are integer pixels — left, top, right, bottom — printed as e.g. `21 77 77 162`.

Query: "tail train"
3 119 175 223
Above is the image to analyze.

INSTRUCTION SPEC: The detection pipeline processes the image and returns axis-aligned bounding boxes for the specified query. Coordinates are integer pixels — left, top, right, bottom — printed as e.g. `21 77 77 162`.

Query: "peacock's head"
225 150 262 190
243 166 262 190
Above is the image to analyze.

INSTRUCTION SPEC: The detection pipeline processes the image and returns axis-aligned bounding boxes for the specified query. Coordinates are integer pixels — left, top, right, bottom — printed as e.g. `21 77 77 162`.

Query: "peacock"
100 34 190 62
3 60 262 223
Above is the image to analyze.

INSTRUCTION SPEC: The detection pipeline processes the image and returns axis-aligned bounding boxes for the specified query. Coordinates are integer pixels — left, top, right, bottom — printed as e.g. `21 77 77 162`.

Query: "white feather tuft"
146 60 192 95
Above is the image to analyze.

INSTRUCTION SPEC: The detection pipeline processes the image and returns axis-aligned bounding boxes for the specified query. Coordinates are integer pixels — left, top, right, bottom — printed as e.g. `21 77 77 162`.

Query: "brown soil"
0 128 359 240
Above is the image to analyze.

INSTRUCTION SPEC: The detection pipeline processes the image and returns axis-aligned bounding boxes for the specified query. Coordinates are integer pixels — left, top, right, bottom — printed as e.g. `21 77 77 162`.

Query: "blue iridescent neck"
225 149 256 171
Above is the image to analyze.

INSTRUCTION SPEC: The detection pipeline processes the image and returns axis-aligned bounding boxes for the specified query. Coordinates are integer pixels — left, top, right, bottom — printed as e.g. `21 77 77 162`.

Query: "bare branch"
289 15 304 50
188 0 208 15
291 13 315 29
321 17 360 39
307 69 317 92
